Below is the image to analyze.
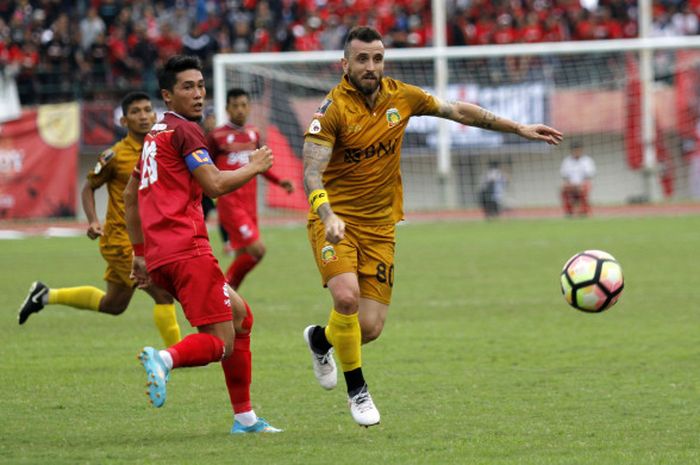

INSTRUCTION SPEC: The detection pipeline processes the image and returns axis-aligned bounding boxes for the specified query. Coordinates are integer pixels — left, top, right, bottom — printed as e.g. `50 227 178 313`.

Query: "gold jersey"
86 134 142 249
305 75 440 224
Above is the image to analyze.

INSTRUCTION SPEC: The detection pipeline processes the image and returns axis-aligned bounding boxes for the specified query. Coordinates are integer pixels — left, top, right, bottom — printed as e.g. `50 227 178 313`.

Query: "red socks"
222 332 252 413
167 333 225 368
221 300 254 413
225 253 259 289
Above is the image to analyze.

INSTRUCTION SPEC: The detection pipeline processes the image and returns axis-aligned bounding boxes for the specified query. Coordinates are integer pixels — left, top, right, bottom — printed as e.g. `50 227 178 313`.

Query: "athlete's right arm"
303 140 344 243
192 146 273 198
80 181 102 239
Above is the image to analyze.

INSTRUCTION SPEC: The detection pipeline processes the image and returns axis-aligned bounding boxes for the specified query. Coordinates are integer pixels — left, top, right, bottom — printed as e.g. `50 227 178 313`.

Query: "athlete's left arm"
434 98 564 145
123 175 150 288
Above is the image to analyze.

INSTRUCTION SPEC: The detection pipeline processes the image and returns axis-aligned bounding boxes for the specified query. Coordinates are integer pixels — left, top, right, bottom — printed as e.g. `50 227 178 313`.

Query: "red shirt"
207 122 280 218
136 112 212 271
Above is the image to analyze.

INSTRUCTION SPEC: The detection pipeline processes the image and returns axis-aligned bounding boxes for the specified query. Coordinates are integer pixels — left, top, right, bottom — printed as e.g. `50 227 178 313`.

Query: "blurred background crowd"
0 0 698 104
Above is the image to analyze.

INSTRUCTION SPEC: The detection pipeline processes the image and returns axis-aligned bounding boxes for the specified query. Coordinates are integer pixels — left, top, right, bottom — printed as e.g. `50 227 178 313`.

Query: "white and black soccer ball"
560 250 624 313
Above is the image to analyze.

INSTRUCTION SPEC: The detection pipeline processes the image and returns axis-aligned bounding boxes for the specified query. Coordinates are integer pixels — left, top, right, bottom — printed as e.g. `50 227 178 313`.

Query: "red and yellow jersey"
304 75 440 224
86 134 143 249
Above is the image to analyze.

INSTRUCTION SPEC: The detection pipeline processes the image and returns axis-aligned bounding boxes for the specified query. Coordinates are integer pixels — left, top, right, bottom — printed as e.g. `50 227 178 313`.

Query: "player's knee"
361 320 384 344
333 289 360 313
249 243 266 260
100 303 128 315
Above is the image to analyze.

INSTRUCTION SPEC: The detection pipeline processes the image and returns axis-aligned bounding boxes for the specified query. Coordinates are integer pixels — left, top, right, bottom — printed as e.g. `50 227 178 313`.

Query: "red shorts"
219 207 259 250
150 254 232 327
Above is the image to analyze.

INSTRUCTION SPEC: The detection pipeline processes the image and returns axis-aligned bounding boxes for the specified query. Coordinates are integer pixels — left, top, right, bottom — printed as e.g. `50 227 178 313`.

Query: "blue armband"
185 148 213 172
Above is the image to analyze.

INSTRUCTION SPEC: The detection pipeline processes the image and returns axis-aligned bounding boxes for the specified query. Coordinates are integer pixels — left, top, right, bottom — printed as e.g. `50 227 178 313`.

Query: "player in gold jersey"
302 26 564 427
18 92 181 347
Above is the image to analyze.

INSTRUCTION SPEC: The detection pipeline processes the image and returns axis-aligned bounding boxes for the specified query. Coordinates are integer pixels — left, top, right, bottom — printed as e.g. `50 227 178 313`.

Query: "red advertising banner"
264 124 308 211
0 103 79 219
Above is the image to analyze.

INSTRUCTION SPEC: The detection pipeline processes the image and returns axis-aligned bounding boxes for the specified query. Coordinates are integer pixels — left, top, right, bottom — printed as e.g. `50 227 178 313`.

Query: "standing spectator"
79 6 106 52
478 160 508 219
155 22 182 66
560 139 595 217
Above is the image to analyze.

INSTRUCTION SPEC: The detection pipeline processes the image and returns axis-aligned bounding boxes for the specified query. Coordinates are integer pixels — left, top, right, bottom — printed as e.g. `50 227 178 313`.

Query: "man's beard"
349 72 380 95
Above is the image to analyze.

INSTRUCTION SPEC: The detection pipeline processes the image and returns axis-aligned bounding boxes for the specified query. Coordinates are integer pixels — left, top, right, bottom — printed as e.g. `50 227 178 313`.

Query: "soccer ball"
560 250 624 313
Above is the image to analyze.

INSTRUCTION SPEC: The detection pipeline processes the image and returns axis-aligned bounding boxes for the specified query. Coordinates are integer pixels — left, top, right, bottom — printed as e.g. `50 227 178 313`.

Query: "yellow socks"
153 304 181 347
48 287 105 311
324 308 361 372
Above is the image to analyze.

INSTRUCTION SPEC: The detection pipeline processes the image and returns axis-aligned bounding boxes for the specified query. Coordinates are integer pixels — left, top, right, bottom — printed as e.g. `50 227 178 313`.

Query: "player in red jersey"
207 88 295 290
123 55 281 433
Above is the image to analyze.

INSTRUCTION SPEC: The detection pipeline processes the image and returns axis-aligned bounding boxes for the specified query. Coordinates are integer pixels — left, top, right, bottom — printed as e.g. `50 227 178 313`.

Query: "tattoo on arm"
302 141 332 195
473 108 497 129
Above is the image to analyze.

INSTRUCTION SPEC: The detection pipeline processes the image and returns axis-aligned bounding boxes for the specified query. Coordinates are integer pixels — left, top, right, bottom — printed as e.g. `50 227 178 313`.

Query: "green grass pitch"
1 215 699 465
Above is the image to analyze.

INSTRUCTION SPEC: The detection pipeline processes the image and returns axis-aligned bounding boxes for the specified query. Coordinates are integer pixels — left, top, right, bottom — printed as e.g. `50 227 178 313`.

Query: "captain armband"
308 189 330 213
184 148 213 172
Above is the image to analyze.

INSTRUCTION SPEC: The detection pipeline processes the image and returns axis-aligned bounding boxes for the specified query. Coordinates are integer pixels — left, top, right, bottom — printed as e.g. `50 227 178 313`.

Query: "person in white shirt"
479 160 508 218
560 140 595 216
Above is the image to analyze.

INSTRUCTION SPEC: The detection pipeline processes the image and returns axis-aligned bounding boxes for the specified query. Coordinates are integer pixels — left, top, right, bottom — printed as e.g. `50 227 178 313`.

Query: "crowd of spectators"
0 0 698 105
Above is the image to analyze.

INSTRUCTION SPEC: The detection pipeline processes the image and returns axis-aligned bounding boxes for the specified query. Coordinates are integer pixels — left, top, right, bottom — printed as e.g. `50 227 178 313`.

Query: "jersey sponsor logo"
314 99 332 117
343 137 399 164
226 150 252 165
308 119 322 134
386 108 401 128
321 245 337 265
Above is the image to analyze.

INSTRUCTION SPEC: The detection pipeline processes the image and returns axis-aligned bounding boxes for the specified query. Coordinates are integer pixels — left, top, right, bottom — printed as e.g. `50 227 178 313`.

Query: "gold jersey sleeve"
305 76 440 224
85 135 142 248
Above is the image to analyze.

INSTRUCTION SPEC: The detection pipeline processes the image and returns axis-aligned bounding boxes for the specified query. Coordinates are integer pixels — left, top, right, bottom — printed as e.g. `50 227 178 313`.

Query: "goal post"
213 35 700 214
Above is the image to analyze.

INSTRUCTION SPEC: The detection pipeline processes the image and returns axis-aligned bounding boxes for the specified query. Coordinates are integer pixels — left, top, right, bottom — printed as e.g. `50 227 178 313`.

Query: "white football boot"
303 325 337 390
348 385 380 427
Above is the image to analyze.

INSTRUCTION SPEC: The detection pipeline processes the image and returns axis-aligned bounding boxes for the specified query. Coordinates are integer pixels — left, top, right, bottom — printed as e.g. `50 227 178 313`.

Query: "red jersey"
207 123 279 217
136 111 212 271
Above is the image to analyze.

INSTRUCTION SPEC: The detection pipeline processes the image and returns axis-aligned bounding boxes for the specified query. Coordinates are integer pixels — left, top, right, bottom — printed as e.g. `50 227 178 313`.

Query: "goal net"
213 37 700 215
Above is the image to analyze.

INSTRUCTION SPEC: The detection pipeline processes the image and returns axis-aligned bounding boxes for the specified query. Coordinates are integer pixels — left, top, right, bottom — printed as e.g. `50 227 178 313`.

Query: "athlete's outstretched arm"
192 146 273 198
303 140 344 243
434 98 563 145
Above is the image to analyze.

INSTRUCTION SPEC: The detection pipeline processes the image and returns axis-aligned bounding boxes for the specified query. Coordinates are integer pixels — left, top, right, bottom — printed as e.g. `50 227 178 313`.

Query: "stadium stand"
1 0 697 105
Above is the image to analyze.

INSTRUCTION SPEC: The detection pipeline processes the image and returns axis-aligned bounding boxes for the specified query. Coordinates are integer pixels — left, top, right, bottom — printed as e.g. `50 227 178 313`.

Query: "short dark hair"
226 88 249 103
120 91 151 115
344 26 383 58
571 139 584 149
157 55 203 92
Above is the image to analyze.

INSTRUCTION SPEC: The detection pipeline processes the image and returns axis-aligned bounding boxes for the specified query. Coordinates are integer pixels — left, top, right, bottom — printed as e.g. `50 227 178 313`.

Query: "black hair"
343 26 383 58
120 91 151 115
157 55 203 92
226 88 250 103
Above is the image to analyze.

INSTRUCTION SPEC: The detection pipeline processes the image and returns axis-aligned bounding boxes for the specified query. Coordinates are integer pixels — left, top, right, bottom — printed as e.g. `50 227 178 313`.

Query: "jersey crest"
386 108 401 128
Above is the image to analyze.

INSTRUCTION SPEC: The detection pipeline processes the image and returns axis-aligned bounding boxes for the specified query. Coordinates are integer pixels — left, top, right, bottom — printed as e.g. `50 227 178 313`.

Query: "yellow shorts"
100 243 135 287
307 219 395 305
